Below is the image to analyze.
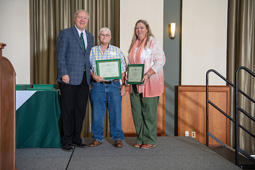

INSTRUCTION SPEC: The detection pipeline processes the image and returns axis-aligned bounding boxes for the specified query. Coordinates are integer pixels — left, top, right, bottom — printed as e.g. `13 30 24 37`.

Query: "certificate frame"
127 64 144 84
96 59 122 80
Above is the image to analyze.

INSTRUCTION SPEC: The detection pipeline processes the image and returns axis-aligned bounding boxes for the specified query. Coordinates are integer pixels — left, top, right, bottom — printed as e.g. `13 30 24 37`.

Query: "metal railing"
206 66 255 169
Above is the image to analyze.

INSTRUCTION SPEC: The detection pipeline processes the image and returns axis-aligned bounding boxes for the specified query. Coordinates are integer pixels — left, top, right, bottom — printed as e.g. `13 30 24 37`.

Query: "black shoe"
61 145 73 152
72 142 88 148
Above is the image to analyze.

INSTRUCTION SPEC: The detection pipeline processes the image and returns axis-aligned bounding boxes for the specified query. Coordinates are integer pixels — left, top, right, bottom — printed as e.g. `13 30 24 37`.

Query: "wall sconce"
169 23 176 39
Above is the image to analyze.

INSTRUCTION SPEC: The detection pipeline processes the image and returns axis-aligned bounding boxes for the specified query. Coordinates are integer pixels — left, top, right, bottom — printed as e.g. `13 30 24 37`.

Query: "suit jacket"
57 26 94 85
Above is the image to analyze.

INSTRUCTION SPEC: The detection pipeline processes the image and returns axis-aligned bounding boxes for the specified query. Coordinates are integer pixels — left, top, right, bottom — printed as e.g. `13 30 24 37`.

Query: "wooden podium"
0 43 17 170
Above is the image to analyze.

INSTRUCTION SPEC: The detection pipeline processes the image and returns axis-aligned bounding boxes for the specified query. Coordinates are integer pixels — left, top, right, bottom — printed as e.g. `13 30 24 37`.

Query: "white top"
134 48 146 64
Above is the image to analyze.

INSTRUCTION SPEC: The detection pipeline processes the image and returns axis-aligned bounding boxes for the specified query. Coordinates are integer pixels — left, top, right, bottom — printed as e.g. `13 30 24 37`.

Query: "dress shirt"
75 26 87 49
90 44 126 74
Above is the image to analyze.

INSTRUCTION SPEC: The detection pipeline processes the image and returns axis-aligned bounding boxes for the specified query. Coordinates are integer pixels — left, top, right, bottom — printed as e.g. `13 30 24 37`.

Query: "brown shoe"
89 140 102 147
140 144 156 149
133 143 141 148
114 140 123 148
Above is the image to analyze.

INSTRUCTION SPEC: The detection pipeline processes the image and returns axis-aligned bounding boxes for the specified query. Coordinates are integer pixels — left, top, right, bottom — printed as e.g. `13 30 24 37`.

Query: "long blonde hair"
128 19 154 53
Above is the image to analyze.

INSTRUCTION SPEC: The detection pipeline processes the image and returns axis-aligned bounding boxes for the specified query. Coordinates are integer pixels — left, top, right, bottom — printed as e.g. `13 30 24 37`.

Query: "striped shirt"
90 44 126 74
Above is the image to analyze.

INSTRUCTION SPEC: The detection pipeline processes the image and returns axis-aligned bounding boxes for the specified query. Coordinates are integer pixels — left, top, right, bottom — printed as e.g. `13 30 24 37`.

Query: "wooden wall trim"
178 85 230 146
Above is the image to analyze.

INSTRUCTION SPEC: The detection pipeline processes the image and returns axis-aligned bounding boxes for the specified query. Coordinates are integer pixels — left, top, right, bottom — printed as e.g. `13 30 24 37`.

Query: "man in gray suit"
57 9 94 152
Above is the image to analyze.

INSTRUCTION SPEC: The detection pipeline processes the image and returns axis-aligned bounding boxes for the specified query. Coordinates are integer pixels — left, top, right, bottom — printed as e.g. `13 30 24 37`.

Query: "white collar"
74 25 86 36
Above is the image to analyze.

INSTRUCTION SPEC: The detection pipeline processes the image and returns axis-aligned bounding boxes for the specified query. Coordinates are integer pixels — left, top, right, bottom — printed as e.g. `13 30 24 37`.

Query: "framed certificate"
96 59 122 80
127 64 144 84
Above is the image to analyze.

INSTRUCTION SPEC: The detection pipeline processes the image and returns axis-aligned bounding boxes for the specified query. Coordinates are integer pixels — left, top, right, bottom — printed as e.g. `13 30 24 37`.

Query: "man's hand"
92 74 105 82
62 75 70 84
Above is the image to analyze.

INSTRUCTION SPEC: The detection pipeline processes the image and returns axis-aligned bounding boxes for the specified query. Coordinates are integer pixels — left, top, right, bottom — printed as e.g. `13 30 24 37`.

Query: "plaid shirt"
90 44 126 74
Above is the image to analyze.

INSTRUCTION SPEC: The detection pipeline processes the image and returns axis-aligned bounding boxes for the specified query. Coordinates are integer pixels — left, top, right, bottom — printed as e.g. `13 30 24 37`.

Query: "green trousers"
130 85 159 145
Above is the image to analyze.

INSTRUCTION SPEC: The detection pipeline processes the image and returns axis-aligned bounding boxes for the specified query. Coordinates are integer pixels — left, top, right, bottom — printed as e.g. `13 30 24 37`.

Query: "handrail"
205 69 235 146
235 66 255 166
206 66 255 169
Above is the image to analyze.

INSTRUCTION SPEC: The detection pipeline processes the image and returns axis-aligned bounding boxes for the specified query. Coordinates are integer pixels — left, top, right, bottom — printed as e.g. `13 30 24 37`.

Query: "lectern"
0 43 17 170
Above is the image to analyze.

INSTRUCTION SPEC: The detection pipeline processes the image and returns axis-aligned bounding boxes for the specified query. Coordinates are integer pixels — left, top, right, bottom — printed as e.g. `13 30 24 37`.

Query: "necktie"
80 32 86 69
80 32 86 53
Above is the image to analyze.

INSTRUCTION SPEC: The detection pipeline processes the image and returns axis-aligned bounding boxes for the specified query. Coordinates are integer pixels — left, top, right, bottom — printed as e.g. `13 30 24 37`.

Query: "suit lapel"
71 26 84 54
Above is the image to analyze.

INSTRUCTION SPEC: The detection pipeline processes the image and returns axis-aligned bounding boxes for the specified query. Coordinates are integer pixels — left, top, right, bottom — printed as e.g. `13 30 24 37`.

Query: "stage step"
210 146 255 169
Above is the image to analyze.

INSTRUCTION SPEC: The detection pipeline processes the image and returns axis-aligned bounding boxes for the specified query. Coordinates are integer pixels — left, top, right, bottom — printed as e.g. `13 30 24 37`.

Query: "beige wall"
0 0 30 84
119 0 164 57
182 0 228 85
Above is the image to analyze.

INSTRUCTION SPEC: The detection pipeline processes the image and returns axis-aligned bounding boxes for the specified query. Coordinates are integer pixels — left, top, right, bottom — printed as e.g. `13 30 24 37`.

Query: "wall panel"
178 86 230 146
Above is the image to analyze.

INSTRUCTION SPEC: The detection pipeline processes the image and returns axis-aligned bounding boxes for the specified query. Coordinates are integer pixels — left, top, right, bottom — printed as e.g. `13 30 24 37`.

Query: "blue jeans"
90 81 124 142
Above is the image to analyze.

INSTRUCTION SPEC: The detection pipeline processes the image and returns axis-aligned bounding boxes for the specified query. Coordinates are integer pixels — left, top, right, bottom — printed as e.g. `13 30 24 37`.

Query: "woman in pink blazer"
128 19 165 149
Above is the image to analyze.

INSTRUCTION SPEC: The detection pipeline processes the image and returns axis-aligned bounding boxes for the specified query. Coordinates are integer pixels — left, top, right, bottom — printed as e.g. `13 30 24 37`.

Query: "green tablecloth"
16 87 61 148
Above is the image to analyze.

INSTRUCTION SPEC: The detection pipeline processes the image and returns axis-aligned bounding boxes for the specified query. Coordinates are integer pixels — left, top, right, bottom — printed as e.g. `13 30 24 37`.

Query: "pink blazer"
129 36 165 97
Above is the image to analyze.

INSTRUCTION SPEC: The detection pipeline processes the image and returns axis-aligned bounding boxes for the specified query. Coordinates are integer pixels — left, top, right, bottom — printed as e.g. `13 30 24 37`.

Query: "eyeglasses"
77 16 88 20
100 34 111 37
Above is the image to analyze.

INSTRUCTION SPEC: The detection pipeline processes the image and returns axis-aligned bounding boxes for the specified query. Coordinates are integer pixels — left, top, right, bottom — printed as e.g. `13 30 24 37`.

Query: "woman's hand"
142 74 149 84
142 69 155 84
